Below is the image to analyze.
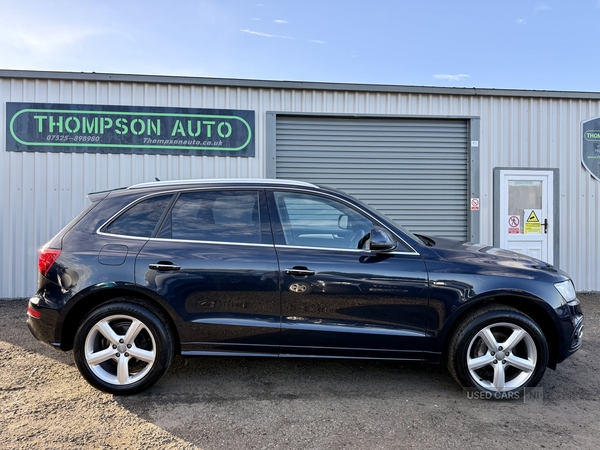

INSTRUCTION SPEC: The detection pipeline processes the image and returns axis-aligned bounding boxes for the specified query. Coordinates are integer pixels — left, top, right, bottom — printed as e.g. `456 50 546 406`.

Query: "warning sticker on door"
524 209 542 234
508 215 520 234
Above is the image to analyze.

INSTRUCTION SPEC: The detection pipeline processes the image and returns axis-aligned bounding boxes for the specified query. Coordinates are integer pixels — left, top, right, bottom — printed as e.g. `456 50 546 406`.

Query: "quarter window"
103 195 172 237
158 190 261 244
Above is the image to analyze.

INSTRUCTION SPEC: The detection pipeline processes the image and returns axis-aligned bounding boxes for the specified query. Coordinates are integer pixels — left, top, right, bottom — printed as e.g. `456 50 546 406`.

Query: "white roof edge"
128 178 318 189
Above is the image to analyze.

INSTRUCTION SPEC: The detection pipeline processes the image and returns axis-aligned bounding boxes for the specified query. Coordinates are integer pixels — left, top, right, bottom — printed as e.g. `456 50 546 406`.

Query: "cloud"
515 18 527 25
2 25 107 54
309 39 326 44
534 4 551 13
0 10 123 70
274 19 288 24
253 18 260 21
433 74 470 81
241 28 295 39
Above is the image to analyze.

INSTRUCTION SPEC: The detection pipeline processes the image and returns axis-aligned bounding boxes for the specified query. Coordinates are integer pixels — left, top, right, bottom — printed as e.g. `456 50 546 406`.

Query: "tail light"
38 248 61 275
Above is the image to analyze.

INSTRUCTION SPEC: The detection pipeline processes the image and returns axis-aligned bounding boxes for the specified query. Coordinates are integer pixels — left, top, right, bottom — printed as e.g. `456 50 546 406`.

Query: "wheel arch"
440 296 560 369
59 288 181 354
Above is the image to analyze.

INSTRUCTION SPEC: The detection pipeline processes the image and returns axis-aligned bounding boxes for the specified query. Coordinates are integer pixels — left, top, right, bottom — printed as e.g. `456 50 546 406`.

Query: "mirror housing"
369 227 397 252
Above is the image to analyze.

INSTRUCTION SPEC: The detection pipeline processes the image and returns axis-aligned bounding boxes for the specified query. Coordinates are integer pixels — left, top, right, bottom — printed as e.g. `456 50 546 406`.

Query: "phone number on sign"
46 135 101 142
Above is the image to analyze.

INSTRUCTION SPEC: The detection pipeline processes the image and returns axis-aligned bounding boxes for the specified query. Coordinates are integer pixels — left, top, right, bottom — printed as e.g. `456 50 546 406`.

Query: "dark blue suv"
27 179 584 396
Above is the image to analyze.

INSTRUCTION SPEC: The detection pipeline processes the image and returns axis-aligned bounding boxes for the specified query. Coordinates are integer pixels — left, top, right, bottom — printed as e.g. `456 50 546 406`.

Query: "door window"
273 192 373 249
157 190 261 244
508 180 542 234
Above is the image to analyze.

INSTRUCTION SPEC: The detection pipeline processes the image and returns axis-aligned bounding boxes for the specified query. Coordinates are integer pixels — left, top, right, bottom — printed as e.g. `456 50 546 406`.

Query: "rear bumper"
27 295 61 349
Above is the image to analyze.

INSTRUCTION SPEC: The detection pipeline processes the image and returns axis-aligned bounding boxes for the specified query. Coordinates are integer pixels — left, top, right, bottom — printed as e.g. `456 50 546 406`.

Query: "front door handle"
543 218 548 234
285 267 316 276
149 263 181 271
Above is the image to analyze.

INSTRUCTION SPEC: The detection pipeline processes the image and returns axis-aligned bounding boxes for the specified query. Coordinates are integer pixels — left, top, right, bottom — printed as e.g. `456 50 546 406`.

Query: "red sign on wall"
508 215 520 234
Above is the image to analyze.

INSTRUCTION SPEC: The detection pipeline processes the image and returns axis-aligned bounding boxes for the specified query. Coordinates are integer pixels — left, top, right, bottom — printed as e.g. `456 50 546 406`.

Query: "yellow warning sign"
524 209 541 234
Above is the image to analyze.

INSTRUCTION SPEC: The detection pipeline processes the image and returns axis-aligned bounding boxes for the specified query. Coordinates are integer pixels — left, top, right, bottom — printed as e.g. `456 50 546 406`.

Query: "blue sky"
1 0 598 92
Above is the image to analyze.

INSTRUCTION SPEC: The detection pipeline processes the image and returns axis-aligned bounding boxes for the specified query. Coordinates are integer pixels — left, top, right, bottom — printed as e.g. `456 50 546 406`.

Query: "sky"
1 0 599 92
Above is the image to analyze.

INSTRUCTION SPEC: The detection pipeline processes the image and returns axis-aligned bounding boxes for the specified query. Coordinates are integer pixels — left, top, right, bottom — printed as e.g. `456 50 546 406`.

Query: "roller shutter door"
275 116 469 240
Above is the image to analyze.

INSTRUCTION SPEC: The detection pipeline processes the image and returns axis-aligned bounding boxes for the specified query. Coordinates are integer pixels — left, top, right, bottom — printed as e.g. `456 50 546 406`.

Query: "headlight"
554 280 577 304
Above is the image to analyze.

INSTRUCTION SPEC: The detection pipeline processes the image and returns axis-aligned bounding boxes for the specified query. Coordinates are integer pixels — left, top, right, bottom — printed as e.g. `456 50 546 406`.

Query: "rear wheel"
73 300 174 395
447 305 548 397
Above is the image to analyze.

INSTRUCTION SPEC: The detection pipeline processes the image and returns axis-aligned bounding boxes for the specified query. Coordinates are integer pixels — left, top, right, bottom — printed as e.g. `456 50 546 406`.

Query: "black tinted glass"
161 190 261 244
104 195 172 237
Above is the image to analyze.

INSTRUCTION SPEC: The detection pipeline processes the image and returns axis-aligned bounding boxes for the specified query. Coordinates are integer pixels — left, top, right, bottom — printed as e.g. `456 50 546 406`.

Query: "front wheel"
447 305 549 396
73 300 174 395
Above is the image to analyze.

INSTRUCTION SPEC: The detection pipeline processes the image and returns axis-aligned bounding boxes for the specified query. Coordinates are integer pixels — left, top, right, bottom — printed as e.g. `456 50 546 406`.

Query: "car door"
268 189 430 360
135 188 281 356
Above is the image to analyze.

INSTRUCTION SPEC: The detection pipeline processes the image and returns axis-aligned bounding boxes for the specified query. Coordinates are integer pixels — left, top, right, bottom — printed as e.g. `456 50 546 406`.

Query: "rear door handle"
149 263 181 271
285 267 316 276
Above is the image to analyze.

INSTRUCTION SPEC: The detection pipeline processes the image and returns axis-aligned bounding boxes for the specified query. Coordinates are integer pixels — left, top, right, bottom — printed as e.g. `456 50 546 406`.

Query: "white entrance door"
499 170 554 264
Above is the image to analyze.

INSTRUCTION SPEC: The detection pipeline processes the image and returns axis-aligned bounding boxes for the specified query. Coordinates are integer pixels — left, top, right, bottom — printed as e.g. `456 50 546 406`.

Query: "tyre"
73 300 174 395
447 305 548 397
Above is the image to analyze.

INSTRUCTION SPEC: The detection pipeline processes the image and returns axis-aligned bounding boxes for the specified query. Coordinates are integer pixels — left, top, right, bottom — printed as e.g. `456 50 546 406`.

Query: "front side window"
157 190 261 244
273 192 373 249
103 194 172 237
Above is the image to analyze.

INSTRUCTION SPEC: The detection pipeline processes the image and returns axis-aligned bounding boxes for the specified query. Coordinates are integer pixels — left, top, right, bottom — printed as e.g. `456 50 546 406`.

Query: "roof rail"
127 178 318 189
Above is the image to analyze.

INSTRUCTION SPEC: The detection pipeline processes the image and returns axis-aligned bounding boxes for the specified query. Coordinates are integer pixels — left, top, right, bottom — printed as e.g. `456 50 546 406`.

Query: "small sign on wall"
524 209 542 234
508 215 520 234
582 117 600 181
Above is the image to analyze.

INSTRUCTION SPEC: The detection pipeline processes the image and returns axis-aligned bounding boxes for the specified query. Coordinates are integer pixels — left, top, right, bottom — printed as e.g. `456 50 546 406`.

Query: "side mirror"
369 227 397 252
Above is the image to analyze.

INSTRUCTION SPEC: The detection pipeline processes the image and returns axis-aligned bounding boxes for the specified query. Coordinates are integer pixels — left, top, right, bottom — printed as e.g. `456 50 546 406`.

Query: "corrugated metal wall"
1 75 599 296
275 116 469 239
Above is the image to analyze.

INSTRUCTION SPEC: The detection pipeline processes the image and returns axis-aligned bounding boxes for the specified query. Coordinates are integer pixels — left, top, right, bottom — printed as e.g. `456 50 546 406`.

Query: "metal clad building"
1 70 599 297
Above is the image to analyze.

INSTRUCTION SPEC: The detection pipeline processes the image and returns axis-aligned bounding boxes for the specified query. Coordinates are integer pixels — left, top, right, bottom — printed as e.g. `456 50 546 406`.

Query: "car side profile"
27 179 584 396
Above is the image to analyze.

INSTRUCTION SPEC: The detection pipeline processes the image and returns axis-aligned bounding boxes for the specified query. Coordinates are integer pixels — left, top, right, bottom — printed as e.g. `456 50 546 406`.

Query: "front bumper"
569 314 584 352
555 298 584 365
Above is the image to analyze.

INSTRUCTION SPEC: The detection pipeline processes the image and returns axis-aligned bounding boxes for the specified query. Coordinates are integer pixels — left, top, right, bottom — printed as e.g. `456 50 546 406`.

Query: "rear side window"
157 190 261 244
103 195 172 237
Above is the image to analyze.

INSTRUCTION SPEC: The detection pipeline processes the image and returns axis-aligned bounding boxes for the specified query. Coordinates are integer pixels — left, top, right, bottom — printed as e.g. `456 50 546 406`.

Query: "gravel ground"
1 294 599 450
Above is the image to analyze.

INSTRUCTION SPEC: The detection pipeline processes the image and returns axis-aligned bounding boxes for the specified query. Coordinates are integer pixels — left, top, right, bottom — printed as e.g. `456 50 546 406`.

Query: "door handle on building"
543 218 548 234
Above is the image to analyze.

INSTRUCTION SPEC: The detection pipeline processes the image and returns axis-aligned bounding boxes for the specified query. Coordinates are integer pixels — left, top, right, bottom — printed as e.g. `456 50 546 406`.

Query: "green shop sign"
582 117 600 181
6 102 255 156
